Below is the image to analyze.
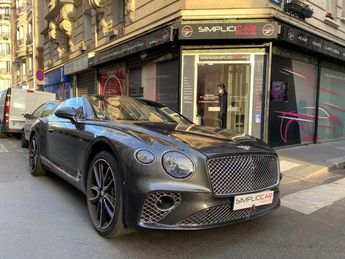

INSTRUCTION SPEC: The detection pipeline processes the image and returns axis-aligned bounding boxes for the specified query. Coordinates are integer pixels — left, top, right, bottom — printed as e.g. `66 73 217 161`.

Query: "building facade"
0 0 11 91
42 0 345 147
12 0 44 90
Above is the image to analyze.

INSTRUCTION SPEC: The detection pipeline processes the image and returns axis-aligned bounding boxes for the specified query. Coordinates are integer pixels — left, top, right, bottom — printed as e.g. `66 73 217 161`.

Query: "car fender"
81 136 128 192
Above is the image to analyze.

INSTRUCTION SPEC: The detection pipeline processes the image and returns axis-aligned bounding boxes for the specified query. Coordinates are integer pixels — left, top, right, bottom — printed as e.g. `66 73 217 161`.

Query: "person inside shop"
218 83 228 128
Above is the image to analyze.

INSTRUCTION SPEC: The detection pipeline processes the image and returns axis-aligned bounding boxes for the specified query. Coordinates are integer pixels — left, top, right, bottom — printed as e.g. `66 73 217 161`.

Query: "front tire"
29 135 46 176
86 151 126 238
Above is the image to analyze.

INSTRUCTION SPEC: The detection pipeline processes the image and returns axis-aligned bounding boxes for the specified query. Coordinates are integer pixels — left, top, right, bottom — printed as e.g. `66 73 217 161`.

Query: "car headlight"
135 149 155 164
162 151 194 179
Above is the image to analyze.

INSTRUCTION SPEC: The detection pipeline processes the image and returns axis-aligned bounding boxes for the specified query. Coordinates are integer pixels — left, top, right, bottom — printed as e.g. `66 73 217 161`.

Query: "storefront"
44 67 72 101
90 21 279 139
178 21 279 139
64 54 96 97
89 20 345 147
90 26 178 109
269 23 345 147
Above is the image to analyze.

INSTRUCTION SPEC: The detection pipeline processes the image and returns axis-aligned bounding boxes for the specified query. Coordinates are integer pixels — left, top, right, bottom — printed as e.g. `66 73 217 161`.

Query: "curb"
281 162 344 185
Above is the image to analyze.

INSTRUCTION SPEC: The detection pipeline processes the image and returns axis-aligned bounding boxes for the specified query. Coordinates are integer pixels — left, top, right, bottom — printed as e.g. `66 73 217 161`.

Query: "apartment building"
0 0 11 91
12 0 44 90
42 0 345 147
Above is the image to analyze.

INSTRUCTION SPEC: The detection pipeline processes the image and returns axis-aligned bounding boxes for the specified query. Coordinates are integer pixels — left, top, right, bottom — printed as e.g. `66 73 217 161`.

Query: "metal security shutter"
77 70 96 96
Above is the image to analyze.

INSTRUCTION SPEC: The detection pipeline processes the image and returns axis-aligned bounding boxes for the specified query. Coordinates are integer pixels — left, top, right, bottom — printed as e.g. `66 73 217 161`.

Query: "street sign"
36 69 45 81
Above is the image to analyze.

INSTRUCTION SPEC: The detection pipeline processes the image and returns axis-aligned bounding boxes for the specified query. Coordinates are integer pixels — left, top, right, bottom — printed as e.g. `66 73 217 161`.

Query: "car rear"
5 89 56 134
0 89 10 134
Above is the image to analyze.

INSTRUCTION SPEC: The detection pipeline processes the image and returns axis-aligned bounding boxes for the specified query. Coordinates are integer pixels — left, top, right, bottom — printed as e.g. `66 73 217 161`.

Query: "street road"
0 137 344 259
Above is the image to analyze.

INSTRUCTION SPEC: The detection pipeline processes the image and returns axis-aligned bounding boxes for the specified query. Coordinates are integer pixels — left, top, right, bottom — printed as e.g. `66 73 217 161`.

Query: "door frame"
180 48 268 136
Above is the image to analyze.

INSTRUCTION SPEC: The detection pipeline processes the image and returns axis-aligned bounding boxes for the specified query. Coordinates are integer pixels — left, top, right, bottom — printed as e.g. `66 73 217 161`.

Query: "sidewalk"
276 140 345 184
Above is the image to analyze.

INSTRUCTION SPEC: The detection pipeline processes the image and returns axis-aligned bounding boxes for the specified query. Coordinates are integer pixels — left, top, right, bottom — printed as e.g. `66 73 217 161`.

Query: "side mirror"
23 113 31 119
55 107 77 123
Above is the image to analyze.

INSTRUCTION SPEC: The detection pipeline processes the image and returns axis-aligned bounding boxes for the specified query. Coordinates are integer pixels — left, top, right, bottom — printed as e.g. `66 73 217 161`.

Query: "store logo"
237 145 251 151
181 25 193 38
262 24 275 37
161 29 169 41
287 29 295 41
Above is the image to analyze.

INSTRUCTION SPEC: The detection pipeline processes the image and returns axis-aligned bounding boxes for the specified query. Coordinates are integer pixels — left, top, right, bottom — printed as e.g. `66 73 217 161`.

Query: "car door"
47 98 85 177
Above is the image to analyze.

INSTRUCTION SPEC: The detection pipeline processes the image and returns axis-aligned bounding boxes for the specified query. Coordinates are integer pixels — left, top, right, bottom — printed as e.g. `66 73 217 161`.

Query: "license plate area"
233 191 274 211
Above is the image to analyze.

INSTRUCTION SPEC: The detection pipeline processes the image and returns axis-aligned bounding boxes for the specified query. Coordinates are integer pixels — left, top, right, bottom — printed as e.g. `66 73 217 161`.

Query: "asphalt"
277 140 345 184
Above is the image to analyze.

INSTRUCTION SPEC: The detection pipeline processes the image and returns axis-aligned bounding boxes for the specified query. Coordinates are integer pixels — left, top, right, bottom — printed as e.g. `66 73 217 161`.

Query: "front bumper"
125 188 280 230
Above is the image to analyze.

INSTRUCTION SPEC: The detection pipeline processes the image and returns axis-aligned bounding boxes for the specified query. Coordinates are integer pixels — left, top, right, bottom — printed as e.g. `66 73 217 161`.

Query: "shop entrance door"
197 63 251 133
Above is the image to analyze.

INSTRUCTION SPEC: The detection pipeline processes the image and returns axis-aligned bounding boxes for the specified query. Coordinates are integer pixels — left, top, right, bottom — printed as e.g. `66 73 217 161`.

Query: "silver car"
21 101 60 148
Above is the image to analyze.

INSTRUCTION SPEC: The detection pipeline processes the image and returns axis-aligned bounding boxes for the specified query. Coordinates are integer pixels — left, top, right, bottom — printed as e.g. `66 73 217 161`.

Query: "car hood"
124 122 275 157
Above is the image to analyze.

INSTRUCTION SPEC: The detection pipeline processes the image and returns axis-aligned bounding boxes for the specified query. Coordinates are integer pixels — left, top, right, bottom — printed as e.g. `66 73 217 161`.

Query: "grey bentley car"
29 95 280 238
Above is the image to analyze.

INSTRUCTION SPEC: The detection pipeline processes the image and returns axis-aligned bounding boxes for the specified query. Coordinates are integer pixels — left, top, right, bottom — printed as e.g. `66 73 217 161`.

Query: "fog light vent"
140 192 182 224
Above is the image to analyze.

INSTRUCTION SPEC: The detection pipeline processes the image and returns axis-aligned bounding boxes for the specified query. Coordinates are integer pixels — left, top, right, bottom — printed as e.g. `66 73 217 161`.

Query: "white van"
0 88 56 135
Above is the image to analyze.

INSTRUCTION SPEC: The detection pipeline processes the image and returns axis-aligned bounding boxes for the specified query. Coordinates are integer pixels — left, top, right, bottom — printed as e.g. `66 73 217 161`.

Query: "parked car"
29 96 280 238
0 88 56 136
21 100 60 148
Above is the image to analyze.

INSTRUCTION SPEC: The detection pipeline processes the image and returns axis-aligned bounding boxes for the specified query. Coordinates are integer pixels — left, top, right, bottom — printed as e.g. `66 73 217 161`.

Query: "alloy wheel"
88 158 116 230
29 137 38 172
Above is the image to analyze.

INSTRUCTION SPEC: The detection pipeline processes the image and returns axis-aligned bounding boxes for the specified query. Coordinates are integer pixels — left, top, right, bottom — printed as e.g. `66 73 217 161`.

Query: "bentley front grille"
207 155 279 196
140 192 182 224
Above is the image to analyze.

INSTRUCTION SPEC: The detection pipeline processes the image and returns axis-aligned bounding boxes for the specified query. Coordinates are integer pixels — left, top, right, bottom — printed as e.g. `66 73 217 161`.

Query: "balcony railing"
284 0 314 19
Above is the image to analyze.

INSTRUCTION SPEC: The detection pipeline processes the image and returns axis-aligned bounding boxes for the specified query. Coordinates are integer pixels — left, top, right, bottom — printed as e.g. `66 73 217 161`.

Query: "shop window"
129 59 179 111
317 62 345 142
269 53 318 147
181 49 267 139
99 64 126 96
129 68 142 97
271 81 288 102
156 60 179 110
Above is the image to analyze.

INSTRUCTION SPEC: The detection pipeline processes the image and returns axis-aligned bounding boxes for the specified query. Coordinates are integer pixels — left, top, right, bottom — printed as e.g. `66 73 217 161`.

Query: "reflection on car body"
29 96 280 238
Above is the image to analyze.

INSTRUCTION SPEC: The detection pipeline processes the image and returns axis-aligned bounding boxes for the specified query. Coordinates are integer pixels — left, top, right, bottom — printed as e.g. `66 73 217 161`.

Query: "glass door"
197 63 251 133
181 49 268 139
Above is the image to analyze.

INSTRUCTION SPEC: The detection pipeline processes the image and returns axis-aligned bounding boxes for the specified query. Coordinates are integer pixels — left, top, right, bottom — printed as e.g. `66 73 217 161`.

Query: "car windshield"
88 96 191 124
